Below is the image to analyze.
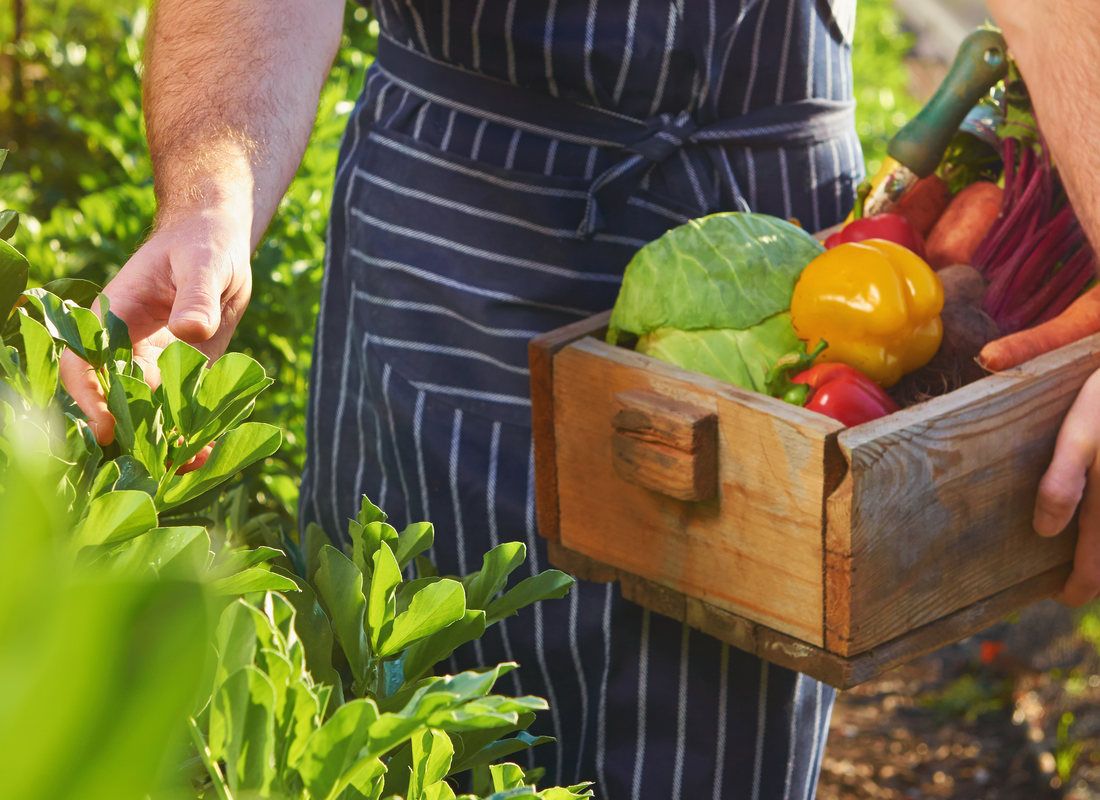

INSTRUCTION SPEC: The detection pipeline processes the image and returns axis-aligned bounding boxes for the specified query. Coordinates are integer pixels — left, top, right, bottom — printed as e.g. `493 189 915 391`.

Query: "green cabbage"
607 212 823 395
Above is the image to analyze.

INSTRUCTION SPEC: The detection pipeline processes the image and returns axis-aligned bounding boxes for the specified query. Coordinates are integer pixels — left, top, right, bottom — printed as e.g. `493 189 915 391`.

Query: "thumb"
168 254 225 343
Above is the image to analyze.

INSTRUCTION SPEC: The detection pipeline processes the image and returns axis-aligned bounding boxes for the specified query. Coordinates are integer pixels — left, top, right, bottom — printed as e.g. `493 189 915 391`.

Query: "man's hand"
60 208 252 445
988 1 1100 606
1034 371 1100 607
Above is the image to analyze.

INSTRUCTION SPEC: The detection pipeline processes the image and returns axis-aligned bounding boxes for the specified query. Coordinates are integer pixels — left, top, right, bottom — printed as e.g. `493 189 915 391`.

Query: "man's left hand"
1034 367 1100 606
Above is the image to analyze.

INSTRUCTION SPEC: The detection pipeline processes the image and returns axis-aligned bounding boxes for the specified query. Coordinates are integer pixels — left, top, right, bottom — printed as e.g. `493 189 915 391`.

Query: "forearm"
988 1 1100 257
144 0 344 246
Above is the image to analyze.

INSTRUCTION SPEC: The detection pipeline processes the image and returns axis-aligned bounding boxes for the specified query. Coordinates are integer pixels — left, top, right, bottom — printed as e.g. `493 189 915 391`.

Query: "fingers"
59 350 115 445
168 245 226 343
1034 371 1100 536
1059 477 1100 607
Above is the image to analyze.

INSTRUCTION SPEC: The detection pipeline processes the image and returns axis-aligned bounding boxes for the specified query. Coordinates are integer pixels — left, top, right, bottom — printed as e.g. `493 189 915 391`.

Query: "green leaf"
402 610 486 684
113 455 158 495
210 567 299 596
210 666 277 794
18 315 57 408
451 731 553 776
41 278 101 308
108 372 167 479
99 526 210 578
158 422 281 509
368 542 402 652
283 580 342 694
635 313 806 395
0 238 28 323
353 519 399 578
409 729 454 798
379 578 466 658
490 763 529 791
463 543 526 611
210 546 283 578
484 571 573 625
395 521 434 569
293 698 379 800
75 489 158 548
157 340 207 435
607 212 823 342
0 210 16 240
22 290 108 367
313 545 370 684
89 461 121 500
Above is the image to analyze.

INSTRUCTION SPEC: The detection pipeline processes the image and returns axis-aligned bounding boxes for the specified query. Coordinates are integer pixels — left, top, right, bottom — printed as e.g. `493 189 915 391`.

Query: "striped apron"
301 2 864 797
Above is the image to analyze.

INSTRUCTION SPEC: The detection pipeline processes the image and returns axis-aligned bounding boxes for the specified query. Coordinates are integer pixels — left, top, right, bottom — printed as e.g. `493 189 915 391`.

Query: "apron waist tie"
376 34 855 236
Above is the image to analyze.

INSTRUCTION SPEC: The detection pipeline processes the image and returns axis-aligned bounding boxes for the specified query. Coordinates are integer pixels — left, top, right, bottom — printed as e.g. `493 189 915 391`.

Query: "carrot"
926 181 1004 269
895 174 951 237
979 284 1100 370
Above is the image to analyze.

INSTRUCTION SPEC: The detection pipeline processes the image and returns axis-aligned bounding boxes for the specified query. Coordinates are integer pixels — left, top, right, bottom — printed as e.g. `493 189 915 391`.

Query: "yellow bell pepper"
789 239 944 387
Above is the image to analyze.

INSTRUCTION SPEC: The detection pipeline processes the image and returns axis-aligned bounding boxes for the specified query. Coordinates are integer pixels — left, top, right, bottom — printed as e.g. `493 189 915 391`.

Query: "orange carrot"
979 284 1100 370
895 175 952 237
926 181 1004 269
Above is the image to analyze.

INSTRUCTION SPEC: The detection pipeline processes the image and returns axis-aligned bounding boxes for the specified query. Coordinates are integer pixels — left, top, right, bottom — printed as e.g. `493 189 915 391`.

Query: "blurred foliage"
0 0 913 521
852 0 921 177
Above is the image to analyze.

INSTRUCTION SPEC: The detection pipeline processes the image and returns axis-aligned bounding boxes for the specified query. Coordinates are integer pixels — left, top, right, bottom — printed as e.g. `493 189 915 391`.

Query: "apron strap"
376 35 855 236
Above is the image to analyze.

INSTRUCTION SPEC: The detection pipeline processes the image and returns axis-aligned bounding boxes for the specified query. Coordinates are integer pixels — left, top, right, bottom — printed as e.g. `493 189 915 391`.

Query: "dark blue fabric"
303 2 861 796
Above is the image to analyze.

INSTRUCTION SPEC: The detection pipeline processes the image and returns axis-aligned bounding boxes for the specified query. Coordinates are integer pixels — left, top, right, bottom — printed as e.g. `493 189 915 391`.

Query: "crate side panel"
553 338 830 645
836 337 1100 654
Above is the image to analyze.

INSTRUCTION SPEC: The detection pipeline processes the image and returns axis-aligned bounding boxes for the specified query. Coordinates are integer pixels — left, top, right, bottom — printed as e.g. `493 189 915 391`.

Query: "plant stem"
188 716 234 800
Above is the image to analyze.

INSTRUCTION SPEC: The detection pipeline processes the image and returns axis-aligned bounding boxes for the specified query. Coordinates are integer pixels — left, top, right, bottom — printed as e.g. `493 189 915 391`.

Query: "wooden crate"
530 311 1100 688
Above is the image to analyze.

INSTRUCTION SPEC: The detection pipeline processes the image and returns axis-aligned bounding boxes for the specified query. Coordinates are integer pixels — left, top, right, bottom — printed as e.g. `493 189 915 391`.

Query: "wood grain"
611 389 718 501
552 336 842 644
529 311 611 541
825 332 1100 655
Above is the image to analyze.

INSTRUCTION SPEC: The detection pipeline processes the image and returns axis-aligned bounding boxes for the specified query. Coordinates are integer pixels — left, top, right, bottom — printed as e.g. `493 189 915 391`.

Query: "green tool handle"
887 28 1009 177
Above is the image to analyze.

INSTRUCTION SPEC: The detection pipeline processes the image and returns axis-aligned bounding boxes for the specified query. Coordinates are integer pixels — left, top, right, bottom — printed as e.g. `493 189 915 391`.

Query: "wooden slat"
528 311 611 541
825 332 1100 655
551 541 1069 688
553 337 842 645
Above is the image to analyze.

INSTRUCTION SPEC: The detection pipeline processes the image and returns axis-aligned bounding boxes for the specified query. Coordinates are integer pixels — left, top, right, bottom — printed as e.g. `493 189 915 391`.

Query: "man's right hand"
60 207 253 445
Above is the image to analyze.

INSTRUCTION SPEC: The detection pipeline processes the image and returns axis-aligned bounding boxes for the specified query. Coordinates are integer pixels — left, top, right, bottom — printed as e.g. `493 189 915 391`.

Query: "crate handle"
611 389 718 502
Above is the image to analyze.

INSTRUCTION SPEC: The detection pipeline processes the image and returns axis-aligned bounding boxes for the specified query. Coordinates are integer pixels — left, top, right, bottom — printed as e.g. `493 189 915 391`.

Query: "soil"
818 602 1100 799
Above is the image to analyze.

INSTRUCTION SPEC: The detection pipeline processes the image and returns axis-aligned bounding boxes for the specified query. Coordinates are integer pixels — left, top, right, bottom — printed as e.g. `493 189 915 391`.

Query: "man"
61 1 1100 797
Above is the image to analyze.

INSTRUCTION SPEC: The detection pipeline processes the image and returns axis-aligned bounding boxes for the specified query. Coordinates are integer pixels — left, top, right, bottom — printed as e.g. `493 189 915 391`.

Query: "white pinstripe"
627 195 690 223
350 249 592 317
505 129 522 169
381 362 414 525
411 389 435 562
351 352 369 515
807 688 834 799
544 139 559 175
774 0 798 105
828 138 844 221
612 0 640 106
486 421 524 698
349 209 622 283
782 674 804 800
825 31 834 99
402 0 430 53
714 0 762 114
367 334 529 377
808 143 822 232
544 0 560 97
741 0 776 115
629 609 651 800
566 588 591 783
353 169 580 239
354 290 540 338
524 446 564 784
412 101 430 140
594 582 613 792
470 118 488 160
697 0 717 110
670 624 691 799
440 108 457 150
805 4 818 99
745 148 759 209
584 146 599 181
385 88 412 128
750 661 770 800
710 644 730 800
582 0 600 104
505 0 518 85
647 0 681 117
803 682 824 800
448 409 485 670
410 382 530 407
327 293 359 534
471 0 487 71
778 147 792 218
678 149 708 213
374 83 391 122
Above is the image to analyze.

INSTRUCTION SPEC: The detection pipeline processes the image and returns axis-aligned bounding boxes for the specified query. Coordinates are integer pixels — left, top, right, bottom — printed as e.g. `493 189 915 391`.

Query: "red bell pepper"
792 363 899 427
824 213 927 259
